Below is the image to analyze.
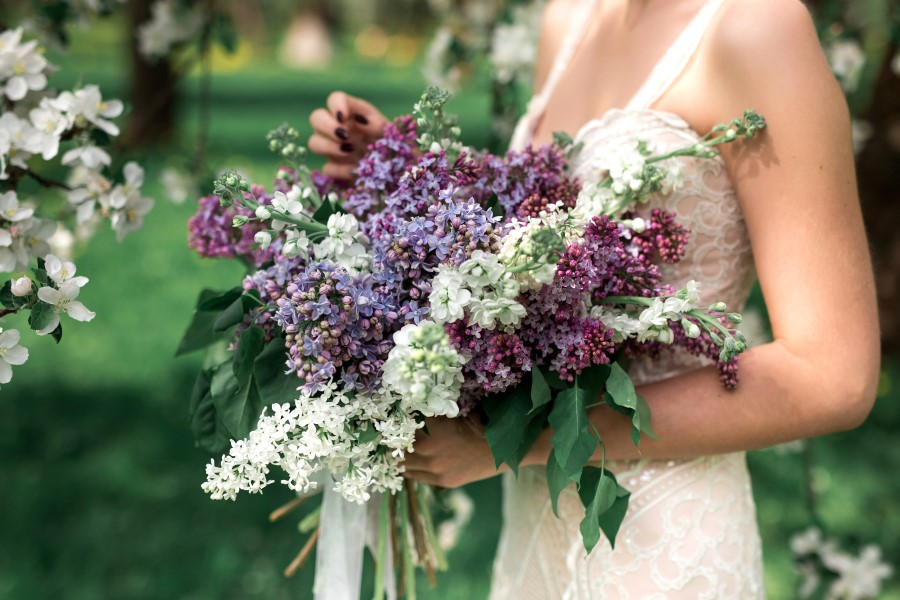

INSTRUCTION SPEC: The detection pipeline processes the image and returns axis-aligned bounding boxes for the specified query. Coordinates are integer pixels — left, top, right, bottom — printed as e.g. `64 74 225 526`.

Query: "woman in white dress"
306 0 881 597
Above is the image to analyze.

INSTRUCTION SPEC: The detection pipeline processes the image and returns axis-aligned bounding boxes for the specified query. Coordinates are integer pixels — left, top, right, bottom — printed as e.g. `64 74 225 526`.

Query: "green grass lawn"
0 17 897 600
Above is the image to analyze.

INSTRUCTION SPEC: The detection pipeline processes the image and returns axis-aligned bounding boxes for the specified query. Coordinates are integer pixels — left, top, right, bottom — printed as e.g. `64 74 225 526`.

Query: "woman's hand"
403 417 506 488
308 91 389 181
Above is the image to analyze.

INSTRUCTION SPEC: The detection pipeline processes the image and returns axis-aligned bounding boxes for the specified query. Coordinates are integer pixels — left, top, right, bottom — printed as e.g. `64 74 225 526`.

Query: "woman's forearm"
522 338 879 466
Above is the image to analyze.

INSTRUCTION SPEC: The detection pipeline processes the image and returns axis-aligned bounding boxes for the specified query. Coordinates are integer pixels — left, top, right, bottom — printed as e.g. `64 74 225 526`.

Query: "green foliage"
577 467 631 551
545 448 570 518
253 337 301 405
548 380 597 485
176 288 235 356
484 379 541 474
529 366 551 413
189 368 232 453
27 301 55 332
213 289 260 333
0 280 31 310
605 363 656 447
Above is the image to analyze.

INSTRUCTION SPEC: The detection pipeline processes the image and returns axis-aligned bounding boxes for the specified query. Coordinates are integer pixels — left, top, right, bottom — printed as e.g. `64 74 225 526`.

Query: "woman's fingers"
308 132 352 161
327 91 389 139
309 108 342 141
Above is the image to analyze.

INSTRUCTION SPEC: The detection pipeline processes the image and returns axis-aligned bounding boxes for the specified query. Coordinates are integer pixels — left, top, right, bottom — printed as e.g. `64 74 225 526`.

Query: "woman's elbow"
824 351 881 432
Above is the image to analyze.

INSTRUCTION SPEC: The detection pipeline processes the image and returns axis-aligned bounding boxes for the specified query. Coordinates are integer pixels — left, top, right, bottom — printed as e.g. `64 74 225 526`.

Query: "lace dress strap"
626 0 727 110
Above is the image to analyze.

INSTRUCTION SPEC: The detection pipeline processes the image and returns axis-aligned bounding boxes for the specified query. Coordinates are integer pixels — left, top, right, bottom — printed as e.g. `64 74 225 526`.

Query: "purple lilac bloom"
446 321 533 410
274 261 399 393
624 208 691 264
188 187 277 267
464 144 580 220
343 116 419 216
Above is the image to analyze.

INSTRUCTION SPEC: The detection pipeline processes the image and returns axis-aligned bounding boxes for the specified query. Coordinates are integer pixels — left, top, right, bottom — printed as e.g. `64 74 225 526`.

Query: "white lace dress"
489 1 766 598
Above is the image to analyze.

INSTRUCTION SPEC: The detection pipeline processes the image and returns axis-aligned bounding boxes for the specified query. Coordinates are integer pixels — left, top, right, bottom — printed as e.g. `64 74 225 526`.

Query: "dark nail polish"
340 142 354 153
335 127 349 140
352 113 369 125
336 111 344 123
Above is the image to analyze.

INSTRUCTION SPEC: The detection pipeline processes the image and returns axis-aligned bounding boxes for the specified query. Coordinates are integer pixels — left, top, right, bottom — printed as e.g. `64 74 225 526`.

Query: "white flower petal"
37 286 61 304
0 329 20 348
65 300 95 322
0 360 11 384
35 312 60 336
3 345 27 365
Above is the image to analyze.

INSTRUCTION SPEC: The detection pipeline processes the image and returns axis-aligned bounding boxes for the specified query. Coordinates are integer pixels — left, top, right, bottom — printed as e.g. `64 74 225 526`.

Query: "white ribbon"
313 484 396 600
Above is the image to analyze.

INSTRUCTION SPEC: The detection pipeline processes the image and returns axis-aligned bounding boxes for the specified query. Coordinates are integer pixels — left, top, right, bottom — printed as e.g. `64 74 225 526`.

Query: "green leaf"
213 289 260 332
234 326 265 386
506 405 550 475
189 369 232 453
545 449 571 517
631 393 657 446
253 338 301 405
0 281 30 309
597 490 630 550
577 467 619 553
32 268 50 287
484 381 535 471
210 360 264 439
529 367 551 413
27 301 56 332
198 287 242 311
178 289 244 356
312 197 338 225
49 323 63 344
542 369 570 390
579 364 610 400
548 382 597 484
606 362 638 411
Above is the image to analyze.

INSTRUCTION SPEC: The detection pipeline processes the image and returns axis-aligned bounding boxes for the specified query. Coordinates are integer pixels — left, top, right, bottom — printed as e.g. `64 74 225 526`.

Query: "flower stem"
283 527 319 578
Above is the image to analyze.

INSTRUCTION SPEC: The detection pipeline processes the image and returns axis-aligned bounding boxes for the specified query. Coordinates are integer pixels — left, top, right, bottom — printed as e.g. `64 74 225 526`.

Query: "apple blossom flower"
0 191 33 222
0 328 28 385
0 29 48 101
36 283 96 335
28 100 69 160
61 144 111 169
10 276 32 296
44 254 89 287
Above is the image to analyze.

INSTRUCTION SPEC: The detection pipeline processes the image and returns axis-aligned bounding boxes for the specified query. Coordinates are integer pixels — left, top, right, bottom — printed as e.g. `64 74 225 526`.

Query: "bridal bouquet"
181 87 764 597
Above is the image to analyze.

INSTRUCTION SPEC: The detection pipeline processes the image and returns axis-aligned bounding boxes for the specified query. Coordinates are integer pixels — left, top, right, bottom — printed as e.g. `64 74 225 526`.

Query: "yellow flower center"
13 64 25 75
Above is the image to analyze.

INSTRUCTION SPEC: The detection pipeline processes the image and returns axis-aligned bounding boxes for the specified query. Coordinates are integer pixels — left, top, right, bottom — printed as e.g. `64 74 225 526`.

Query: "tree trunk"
121 0 178 148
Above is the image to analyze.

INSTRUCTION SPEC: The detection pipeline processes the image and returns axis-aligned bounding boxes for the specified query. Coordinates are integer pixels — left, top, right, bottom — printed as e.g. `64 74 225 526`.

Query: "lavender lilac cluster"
188 185 276 267
274 261 399 394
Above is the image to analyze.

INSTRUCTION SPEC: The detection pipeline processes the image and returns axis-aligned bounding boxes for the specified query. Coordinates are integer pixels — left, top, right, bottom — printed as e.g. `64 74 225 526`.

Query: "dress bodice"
490 2 766 598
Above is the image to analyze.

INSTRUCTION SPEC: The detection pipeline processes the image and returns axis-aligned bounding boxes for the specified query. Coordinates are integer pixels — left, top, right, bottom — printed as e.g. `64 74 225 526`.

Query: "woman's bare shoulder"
703 0 841 115
708 0 824 73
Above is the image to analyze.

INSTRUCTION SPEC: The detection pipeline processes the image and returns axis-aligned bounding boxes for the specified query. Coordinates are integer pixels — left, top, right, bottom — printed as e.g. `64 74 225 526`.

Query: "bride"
306 0 881 597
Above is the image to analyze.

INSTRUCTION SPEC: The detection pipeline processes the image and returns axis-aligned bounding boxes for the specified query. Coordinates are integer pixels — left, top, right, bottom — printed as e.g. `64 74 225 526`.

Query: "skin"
310 0 881 489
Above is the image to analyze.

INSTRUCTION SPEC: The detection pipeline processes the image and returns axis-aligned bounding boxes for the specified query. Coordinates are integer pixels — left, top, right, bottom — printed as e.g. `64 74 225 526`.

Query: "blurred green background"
1 5 898 600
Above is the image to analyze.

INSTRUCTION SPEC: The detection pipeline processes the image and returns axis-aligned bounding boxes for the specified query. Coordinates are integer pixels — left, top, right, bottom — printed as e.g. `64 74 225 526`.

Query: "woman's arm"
405 0 880 487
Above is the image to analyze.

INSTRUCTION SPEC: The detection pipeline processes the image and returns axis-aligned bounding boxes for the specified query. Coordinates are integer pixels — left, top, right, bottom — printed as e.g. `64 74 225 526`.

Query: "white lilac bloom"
0 29 48 101
828 39 866 93
428 265 472 323
44 254 89 287
0 328 28 386
35 283 96 335
459 249 504 287
281 229 310 259
381 320 465 418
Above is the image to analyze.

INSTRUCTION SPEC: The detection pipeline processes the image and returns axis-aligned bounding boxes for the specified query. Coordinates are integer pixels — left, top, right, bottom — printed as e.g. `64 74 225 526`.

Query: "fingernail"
335 127 349 140
352 113 369 125
336 111 344 123
340 142 354 153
